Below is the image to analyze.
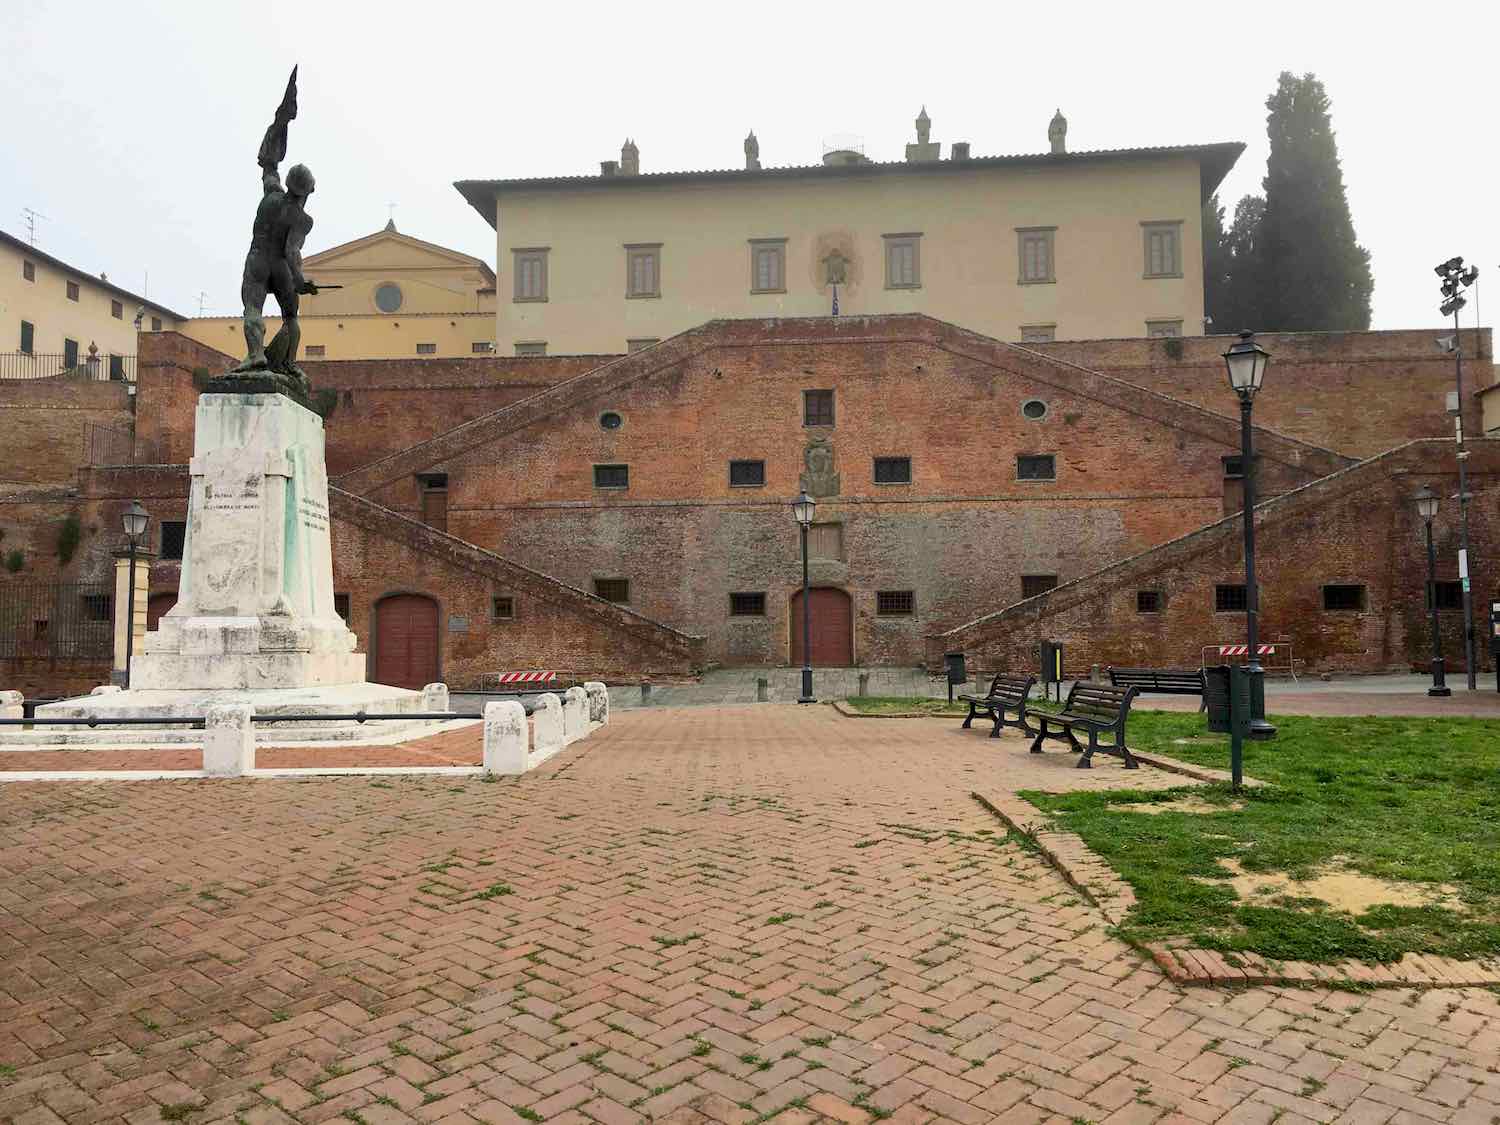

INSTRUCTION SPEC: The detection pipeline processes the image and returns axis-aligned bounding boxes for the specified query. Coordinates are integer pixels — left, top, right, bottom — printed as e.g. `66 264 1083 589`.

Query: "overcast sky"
3 0 1495 336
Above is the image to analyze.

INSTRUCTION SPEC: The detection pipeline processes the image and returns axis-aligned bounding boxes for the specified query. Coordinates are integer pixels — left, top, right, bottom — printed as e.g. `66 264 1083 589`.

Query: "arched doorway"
374 594 440 689
790 587 853 667
146 593 176 632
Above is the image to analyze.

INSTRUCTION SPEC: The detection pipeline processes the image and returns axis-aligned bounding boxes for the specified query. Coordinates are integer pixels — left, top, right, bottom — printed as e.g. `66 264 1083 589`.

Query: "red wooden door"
146 593 176 631
790 588 853 666
374 595 439 689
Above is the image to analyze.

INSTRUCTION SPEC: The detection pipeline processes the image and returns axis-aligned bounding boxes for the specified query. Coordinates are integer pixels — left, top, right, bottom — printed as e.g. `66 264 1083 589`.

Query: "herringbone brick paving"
1 706 1496 1125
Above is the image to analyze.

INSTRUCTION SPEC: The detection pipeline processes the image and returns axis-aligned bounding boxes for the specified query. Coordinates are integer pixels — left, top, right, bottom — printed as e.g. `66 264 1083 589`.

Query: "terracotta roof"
454 142 1245 228
0 228 187 321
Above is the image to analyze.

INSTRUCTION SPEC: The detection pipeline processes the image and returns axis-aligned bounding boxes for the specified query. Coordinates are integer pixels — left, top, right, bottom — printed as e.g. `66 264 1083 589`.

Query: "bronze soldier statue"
227 67 319 398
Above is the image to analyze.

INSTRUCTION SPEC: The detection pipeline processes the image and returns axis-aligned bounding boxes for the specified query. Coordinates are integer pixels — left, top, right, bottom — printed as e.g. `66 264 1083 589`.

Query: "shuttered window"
884 234 921 288
66 280 79 301
803 389 834 427
750 239 786 292
1017 228 1056 283
19 320 33 353
626 245 661 298
1143 222 1182 277
513 249 548 301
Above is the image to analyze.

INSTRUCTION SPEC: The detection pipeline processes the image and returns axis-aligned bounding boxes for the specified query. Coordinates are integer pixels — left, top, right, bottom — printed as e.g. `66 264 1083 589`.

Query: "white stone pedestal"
29 392 422 736
133 393 364 691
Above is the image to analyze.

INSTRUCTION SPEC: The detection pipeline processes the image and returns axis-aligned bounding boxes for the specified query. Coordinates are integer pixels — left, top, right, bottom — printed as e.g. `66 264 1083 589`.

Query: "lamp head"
791 489 816 527
1222 330 1270 400
1413 484 1439 523
122 499 150 540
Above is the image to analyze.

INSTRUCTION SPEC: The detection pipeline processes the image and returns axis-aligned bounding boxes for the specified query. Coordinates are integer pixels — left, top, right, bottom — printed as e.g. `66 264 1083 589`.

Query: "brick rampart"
0 376 132 485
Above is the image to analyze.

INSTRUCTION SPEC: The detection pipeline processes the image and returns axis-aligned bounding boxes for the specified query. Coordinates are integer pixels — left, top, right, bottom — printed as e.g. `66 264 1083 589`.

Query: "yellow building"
1 229 184 380
456 111 1242 355
183 222 497 361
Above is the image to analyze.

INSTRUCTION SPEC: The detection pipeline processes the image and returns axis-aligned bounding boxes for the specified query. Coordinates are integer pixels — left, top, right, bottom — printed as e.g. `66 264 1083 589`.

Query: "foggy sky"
3 0 1495 337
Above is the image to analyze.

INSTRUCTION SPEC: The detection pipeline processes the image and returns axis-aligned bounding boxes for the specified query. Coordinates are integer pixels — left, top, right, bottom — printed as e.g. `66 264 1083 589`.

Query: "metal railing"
82 422 161 466
0 582 114 660
0 710 489 728
0 352 136 382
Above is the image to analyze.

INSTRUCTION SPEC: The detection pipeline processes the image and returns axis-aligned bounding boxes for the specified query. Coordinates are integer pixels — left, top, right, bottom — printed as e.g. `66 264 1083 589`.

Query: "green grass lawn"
845 695 971 716
1023 711 1500 963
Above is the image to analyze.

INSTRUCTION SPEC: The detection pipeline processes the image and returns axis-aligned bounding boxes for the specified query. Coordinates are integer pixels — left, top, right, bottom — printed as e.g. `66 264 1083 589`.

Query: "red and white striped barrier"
1200 642 1299 682
493 670 557 686
1215 644 1276 657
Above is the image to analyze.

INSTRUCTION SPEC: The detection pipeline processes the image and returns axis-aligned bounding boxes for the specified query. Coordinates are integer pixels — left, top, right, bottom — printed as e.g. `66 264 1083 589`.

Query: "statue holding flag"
224 66 319 399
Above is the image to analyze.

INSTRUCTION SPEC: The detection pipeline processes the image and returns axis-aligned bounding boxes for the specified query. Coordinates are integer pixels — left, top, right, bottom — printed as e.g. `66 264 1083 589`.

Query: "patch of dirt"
1203 856 1463 914
1113 796 1242 816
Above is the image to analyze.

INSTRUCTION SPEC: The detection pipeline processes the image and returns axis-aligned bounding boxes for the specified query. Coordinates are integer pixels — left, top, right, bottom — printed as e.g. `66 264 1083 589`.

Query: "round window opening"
599 411 624 431
1021 399 1048 421
374 283 403 313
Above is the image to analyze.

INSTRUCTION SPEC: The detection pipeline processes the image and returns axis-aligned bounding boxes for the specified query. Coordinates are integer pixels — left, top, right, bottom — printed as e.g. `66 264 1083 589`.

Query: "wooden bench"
1029 682 1140 769
958 672 1037 739
1107 667 1206 711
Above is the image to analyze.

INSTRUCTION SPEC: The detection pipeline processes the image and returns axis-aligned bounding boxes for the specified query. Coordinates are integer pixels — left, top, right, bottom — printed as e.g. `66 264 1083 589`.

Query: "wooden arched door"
374 594 439 689
146 593 176 632
789 588 854 667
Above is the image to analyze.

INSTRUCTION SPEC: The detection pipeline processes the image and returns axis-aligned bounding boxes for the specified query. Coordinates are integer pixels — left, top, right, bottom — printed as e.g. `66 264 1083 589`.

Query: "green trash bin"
1203 665 1232 733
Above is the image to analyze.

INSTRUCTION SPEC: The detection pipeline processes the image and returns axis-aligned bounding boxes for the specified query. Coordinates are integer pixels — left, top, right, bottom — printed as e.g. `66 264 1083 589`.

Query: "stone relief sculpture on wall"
800 437 840 498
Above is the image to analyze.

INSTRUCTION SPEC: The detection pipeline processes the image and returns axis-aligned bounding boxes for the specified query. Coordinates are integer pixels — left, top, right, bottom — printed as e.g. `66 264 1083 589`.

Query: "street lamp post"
792 490 817 703
121 500 150 689
1223 331 1276 740
1413 485 1450 698
1435 257 1481 689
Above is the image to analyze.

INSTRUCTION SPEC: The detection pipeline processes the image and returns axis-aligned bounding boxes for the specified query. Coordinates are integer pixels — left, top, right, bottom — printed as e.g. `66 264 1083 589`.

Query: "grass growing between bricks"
1020 711 1500 964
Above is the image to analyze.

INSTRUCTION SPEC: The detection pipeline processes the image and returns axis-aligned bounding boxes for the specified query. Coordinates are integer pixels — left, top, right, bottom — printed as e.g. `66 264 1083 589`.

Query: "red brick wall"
1032 328 1492 458
927 440 1500 675
72 466 704 683
343 316 1343 667
0 658 112 700
134 333 610 477
0 376 133 484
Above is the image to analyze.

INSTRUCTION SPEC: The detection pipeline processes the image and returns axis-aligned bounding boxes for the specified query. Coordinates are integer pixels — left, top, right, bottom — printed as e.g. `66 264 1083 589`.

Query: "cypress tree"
1223 194 1267 333
1255 72 1373 330
1202 195 1230 331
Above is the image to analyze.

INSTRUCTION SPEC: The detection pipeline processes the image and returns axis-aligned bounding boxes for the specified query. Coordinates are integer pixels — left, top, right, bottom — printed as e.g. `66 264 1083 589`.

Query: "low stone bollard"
0 690 22 720
203 704 255 777
90 685 123 696
532 693 564 759
482 701 528 775
756 677 769 703
421 682 450 713
562 687 588 743
857 672 869 697
584 681 609 725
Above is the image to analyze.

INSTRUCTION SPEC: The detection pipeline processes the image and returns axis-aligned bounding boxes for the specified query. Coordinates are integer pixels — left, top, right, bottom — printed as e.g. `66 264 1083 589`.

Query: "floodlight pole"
1451 305 1477 690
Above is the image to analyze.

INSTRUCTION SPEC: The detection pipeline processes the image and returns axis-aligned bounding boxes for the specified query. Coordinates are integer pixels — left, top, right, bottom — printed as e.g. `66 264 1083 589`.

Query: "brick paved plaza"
2 707 1498 1125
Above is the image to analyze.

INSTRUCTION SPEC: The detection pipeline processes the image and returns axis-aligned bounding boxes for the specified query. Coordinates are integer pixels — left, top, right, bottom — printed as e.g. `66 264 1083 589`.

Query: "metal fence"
0 582 114 660
83 422 160 466
0 351 136 382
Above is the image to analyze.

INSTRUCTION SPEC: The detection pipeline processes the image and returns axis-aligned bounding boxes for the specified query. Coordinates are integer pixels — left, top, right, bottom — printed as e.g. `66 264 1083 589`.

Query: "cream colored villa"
183 222 497 361
1 229 184 379
456 110 1244 356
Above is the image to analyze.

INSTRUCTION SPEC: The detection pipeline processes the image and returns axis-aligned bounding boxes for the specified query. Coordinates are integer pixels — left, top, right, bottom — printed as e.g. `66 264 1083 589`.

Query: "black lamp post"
792 489 816 703
1414 485 1451 697
121 500 150 689
1223 331 1276 740
1435 256 1480 689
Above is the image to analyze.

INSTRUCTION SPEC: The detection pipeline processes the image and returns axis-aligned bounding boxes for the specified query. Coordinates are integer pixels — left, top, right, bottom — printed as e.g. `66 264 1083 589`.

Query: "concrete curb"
971 788 1500 991
829 700 966 719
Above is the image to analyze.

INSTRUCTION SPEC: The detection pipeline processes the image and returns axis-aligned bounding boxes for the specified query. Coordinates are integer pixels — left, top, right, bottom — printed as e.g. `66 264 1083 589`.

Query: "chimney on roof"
950 142 971 161
620 138 639 176
905 105 940 163
744 129 761 170
601 160 618 177
1049 108 1068 155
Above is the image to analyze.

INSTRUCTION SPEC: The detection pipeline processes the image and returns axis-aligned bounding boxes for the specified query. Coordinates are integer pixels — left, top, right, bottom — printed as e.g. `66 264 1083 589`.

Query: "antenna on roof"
21 207 49 247
197 291 209 316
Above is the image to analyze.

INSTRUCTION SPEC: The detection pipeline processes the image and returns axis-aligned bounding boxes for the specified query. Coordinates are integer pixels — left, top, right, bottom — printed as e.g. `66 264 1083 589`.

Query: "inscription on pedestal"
298 496 329 532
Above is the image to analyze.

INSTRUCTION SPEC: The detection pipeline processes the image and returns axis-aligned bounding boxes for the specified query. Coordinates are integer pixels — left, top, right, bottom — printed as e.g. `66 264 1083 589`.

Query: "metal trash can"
944 652 967 702
1203 665 1231 733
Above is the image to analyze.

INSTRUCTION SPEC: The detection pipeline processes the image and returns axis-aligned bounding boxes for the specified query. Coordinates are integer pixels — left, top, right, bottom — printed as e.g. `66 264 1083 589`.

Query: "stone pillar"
483 701 528 775
203 704 255 776
422 682 450 713
532 693 564 759
0 690 22 719
111 549 153 685
562 687 588 743
584 681 609 725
